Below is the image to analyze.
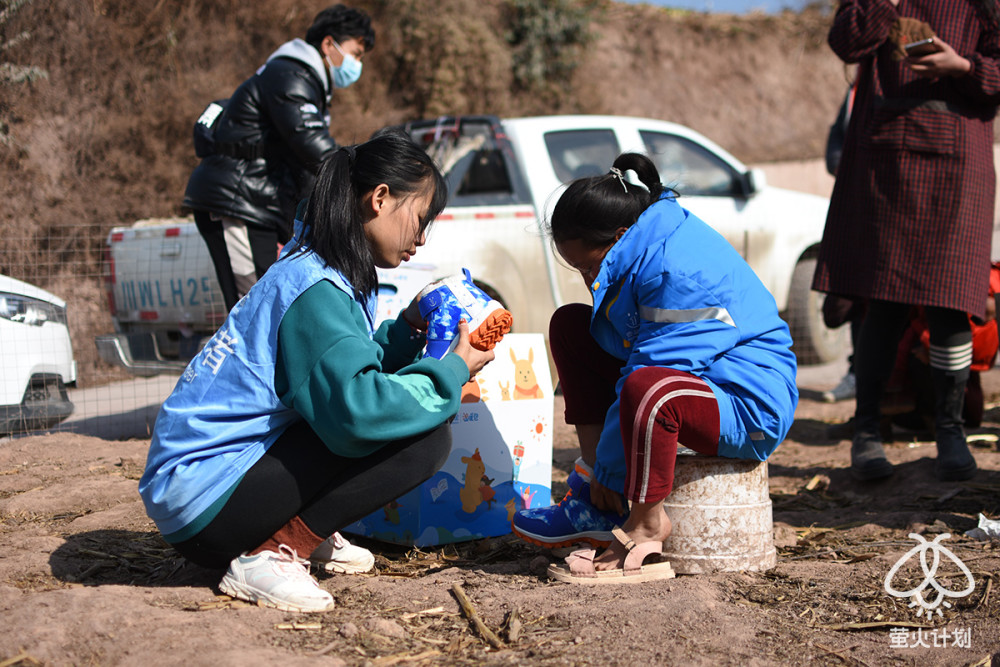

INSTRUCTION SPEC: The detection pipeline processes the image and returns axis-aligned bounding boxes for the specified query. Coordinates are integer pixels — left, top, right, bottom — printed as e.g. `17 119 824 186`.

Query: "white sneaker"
822 372 856 403
310 532 375 574
219 544 334 612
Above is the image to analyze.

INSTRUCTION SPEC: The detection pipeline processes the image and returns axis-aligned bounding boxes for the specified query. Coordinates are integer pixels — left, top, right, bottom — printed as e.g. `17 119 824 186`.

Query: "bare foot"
593 502 672 571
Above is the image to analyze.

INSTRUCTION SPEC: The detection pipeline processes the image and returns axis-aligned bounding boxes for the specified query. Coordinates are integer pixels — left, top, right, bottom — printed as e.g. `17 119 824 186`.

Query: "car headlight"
0 292 68 327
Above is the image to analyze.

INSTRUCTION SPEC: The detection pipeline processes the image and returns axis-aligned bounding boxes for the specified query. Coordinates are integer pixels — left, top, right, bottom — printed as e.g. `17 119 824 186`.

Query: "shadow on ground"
768 454 1000 533
49 530 219 588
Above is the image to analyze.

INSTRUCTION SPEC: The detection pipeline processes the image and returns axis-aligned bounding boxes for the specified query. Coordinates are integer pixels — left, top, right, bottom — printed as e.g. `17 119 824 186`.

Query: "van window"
640 131 738 197
544 130 619 184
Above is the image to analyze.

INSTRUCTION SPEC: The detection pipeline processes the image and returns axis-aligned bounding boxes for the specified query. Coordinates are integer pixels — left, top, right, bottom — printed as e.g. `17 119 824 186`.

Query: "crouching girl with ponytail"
140 131 495 611
512 153 799 583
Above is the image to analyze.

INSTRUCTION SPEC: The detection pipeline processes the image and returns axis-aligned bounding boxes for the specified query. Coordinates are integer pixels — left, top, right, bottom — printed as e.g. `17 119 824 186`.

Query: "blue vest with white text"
138 245 376 539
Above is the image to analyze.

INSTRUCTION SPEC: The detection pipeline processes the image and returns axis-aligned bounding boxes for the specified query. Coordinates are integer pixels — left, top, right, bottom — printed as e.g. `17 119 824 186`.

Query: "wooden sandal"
546 527 676 585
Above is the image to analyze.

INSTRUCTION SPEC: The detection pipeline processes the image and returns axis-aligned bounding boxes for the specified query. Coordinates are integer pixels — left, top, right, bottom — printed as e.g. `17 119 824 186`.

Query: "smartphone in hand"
904 37 938 57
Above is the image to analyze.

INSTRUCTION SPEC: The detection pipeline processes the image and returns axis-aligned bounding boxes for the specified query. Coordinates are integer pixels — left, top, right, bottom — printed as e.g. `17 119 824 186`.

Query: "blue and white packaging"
344 333 554 547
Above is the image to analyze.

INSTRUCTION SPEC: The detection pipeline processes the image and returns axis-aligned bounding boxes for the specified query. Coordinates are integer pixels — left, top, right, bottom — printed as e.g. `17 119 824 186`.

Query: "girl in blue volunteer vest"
140 132 495 612
512 152 799 583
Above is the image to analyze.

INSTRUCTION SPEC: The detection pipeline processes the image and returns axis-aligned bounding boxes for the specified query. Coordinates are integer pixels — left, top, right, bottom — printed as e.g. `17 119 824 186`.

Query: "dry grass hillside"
0 0 847 386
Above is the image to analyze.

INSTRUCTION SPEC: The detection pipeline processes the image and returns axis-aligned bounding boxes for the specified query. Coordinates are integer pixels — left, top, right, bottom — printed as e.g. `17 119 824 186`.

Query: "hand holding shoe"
452 320 494 380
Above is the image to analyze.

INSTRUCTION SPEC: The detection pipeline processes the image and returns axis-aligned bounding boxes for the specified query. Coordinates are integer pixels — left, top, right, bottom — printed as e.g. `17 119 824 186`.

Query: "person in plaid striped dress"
813 0 1000 481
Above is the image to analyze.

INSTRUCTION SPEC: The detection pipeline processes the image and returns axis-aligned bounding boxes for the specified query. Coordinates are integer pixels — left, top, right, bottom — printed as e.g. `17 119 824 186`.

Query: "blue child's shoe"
511 458 629 549
417 268 513 359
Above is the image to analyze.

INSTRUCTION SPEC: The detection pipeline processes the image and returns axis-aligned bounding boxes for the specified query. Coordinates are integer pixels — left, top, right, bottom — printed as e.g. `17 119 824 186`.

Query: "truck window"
406 119 522 203
543 130 619 184
640 131 739 197
457 148 511 195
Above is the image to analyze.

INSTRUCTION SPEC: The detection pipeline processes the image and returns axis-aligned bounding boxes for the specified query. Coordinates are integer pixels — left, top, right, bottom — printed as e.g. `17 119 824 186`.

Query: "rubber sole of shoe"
315 555 375 574
218 576 335 613
468 307 513 352
850 460 894 481
511 524 611 550
935 460 977 482
547 560 676 585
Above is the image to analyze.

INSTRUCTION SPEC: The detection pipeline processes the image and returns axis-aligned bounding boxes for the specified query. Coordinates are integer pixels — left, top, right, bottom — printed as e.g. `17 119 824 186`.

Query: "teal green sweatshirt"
274 280 470 457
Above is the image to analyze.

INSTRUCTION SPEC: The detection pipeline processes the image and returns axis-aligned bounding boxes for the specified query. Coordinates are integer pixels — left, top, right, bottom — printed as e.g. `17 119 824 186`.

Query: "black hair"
305 4 376 52
548 153 673 248
299 131 447 298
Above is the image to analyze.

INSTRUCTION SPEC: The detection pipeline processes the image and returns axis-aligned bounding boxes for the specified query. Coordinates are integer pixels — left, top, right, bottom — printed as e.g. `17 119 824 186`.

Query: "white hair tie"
609 167 628 192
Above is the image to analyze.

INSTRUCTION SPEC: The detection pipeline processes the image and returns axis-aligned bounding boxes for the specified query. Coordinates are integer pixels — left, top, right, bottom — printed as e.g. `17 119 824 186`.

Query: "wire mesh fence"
1 116 563 442
0 217 212 441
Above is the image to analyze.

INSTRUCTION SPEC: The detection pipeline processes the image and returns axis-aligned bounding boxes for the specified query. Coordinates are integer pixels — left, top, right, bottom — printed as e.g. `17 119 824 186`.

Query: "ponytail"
612 153 665 203
548 152 673 247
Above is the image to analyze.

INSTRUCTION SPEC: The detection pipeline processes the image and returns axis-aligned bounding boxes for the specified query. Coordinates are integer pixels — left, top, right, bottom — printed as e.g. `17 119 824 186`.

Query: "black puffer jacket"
183 39 338 241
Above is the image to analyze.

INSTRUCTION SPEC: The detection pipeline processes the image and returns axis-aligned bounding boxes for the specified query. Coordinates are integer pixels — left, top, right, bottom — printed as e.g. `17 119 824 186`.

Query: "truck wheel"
784 256 850 366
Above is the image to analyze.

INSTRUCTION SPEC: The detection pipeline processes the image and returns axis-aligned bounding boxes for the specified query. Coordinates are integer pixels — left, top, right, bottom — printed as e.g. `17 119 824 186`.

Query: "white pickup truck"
97 114 843 376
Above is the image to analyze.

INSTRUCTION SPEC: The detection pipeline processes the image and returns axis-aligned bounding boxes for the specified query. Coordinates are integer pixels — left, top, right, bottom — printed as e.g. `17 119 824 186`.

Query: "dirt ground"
2 4 996 663
2 372 999 667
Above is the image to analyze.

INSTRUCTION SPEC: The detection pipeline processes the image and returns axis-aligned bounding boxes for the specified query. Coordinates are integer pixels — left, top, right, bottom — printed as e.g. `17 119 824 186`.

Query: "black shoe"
850 434 894 480
935 436 977 481
931 366 977 482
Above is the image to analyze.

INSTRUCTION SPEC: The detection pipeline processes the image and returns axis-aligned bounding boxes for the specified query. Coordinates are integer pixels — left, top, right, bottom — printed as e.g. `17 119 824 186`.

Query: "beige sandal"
547 527 676 585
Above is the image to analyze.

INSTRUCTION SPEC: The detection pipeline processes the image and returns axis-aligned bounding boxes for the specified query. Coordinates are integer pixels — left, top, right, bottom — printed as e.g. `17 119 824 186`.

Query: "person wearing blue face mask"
185 5 374 313
327 37 364 89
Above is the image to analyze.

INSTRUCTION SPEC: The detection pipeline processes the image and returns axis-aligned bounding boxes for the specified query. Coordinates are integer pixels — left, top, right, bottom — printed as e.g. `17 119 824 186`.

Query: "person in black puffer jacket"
184 4 375 311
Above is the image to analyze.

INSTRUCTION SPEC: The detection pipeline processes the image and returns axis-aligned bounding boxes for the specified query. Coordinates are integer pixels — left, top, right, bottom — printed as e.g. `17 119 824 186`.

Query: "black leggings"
854 299 971 427
171 420 452 568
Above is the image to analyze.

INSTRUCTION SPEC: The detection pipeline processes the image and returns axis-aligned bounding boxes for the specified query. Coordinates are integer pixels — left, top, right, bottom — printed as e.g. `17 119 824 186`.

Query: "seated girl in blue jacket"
513 152 798 583
140 132 495 611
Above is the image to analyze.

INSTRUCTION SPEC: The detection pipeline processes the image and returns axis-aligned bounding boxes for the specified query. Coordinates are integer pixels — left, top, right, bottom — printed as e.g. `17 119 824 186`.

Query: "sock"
249 515 324 558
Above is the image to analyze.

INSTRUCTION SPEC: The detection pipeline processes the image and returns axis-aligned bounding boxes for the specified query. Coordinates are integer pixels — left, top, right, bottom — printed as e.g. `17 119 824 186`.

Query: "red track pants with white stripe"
550 304 721 505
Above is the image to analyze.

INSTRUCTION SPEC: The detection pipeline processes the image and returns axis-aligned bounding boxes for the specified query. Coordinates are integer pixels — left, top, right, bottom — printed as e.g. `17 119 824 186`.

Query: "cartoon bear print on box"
510 348 544 400
342 334 553 547
460 448 487 513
